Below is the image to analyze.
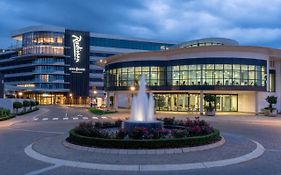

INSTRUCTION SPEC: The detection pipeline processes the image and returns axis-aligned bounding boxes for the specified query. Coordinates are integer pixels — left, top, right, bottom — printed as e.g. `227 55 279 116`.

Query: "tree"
35 101 39 106
23 100 30 111
204 94 216 111
13 102 22 113
30 101 36 110
266 96 277 112
155 96 165 110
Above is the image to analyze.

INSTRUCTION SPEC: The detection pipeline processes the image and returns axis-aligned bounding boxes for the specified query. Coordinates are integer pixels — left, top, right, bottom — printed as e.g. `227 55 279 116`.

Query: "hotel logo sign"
65 30 90 97
72 35 83 63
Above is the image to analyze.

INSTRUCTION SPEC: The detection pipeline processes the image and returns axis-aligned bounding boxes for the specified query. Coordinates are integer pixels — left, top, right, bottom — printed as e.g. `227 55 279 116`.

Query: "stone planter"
264 108 277 117
205 109 216 116
269 109 277 117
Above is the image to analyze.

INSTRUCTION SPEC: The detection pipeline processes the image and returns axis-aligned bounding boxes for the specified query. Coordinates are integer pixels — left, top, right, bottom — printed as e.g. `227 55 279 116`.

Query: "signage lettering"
72 35 83 63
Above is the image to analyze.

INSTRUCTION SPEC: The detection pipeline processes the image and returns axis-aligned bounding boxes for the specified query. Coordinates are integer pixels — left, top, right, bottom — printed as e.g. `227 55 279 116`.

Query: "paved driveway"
0 105 281 175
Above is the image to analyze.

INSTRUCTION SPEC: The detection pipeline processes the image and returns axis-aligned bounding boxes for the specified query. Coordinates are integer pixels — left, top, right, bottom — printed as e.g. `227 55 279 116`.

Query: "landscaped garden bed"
88 108 117 115
0 108 15 121
13 100 39 116
67 117 221 149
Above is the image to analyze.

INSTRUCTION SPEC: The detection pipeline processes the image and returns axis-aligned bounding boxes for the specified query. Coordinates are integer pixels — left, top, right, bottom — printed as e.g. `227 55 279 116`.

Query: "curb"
24 138 265 171
63 136 225 155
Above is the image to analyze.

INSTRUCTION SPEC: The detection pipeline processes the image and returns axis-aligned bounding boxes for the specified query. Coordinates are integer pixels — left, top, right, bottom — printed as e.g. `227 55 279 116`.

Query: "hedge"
0 115 15 121
67 129 220 149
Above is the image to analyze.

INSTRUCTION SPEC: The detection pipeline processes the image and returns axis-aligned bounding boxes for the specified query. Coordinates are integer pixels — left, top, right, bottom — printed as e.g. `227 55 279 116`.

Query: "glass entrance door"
40 97 52 104
214 95 238 112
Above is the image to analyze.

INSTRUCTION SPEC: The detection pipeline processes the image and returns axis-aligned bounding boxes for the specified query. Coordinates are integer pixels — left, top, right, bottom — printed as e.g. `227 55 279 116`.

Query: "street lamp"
130 86 135 97
18 92 23 98
69 93 73 106
93 90 97 107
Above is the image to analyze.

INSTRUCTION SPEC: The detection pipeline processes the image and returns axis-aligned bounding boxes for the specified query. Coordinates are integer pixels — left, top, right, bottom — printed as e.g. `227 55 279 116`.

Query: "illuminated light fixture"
42 93 49 97
93 90 97 94
69 93 73 97
130 86 136 91
18 92 23 96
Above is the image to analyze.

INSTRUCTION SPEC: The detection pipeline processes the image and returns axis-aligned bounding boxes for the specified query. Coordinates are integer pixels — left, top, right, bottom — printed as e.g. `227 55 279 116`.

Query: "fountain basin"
122 120 163 132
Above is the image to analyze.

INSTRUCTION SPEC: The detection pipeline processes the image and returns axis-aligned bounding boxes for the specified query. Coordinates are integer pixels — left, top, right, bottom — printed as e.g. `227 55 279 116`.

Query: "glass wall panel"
105 63 266 89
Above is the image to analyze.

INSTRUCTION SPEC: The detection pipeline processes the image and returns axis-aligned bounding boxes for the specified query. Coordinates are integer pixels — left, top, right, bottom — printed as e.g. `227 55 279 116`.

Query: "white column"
255 91 259 115
200 90 204 115
274 60 281 112
267 59 270 92
114 92 119 111
171 96 174 111
106 92 110 110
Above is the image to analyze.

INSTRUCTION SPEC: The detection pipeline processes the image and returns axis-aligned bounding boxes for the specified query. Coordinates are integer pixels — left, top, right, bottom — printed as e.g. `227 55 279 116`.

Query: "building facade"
101 38 281 114
0 25 174 105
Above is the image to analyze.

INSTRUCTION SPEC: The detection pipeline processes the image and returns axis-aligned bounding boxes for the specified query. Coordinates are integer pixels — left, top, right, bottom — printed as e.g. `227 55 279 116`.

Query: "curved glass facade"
105 59 267 91
22 32 64 55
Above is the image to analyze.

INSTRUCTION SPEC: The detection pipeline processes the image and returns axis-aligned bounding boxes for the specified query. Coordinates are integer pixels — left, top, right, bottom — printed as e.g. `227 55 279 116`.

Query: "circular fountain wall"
122 121 163 131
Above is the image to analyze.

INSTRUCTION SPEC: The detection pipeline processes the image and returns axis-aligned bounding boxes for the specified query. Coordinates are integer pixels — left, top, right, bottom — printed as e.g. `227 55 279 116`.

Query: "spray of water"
130 75 155 122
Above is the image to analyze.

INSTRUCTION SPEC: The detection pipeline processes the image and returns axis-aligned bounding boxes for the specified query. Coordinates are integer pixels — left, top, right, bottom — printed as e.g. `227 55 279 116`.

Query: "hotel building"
101 38 281 114
0 25 174 105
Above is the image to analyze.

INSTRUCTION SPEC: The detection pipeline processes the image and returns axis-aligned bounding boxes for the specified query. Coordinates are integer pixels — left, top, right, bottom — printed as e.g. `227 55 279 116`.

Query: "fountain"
69 74 219 148
122 75 163 131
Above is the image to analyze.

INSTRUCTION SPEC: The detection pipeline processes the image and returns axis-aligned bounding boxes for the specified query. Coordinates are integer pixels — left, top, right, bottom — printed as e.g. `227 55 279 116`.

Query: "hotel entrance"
154 93 200 112
26 93 65 105
154 93 238 112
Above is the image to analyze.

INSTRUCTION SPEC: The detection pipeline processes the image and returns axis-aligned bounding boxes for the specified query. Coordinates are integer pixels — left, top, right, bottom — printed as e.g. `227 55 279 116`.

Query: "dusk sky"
0 0 281 48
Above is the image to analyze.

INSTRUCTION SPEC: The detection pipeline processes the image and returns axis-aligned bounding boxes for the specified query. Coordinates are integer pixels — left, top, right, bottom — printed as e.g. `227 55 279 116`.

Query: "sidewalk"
0 107 49 128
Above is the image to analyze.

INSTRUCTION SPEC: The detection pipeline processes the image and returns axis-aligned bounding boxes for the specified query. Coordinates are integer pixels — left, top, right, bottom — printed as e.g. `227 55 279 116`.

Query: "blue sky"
0 0 281 48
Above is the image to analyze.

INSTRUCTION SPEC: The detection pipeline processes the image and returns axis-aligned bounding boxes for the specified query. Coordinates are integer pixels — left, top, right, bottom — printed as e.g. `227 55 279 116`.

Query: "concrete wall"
257 92 272 112
238 92 256 113
117 93 130 108
0 98 33 112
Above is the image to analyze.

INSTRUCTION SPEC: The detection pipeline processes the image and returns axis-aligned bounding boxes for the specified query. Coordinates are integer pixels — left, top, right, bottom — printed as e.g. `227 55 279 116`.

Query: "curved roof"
11 25 65 38
175 38 239 48
99 45 281 66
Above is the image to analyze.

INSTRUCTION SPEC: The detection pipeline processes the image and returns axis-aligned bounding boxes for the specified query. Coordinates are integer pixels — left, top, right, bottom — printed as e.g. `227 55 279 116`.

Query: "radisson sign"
65 30 90 97
72 35 83 63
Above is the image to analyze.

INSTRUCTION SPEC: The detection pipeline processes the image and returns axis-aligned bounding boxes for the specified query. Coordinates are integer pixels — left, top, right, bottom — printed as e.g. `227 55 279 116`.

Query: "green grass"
88 108 117 115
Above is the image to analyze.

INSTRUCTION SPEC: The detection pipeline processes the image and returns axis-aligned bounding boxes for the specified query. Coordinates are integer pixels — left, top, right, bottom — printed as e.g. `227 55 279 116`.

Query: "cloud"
0 0 281 48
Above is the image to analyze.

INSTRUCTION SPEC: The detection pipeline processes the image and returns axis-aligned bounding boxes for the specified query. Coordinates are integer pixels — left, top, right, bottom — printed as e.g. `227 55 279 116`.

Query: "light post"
69 93 73 106
93 90 97 108
130 86 135 107
18 92 23 99
130 86 135 97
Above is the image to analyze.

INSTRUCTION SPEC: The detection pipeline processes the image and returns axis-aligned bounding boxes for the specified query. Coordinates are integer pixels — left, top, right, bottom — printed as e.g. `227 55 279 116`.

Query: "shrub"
204 94 216 111
0 108 10 118
129 128 149 139
116 129 127 139
74 122 109 138
35 101 39 106
88 108 116 115
115 119 123 127
13 101 22 113
30 101 36 110
23 100 30 111
172 129 189 138
162 117 175 125
266 96 277 112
